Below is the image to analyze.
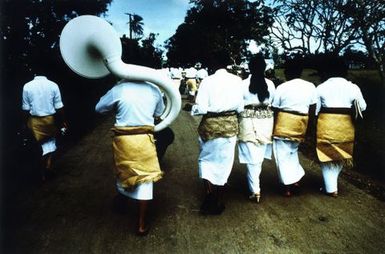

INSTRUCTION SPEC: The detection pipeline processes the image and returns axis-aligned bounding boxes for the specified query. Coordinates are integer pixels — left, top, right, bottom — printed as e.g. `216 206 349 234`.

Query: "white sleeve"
267 80 276 104
191 79 209 115
353 84 367 111
315 89 322 115
53 84 64 109
271 86 281 108
21 86 31 111
154 90 166 117
95 89 115 114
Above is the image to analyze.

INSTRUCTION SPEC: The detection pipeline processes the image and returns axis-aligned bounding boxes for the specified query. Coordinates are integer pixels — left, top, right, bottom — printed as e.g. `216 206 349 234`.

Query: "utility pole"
125 12 133 39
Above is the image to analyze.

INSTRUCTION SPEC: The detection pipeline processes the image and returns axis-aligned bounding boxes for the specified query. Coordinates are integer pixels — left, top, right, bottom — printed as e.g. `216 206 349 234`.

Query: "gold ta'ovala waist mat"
316 110 354 163
110 125 162 188
198 111 239 141
273 110 309 142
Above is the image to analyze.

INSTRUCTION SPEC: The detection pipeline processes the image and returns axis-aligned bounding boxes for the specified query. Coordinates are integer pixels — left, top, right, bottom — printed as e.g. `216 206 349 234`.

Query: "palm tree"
125 13 144 39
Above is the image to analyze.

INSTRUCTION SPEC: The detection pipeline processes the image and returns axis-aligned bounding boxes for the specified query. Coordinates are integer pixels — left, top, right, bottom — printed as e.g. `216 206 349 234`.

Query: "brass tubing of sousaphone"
60 15 181 132
104 57 181 132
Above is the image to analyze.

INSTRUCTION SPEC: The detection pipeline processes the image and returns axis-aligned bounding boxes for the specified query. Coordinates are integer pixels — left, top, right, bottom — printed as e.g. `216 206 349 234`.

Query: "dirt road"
3 102 385 253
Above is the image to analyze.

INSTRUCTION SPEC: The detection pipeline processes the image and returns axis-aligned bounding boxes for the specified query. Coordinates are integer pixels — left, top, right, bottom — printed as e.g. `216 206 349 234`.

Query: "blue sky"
105 0 191 48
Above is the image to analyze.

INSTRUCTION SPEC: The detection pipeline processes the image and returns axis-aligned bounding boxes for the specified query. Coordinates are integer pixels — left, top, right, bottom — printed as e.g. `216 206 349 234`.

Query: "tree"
165 0 274 69
125 13 144 39
0 0 113 154
270 0 385 85
270 0 359 55
342 0 385 85
140 33 163 68
0 0 112 77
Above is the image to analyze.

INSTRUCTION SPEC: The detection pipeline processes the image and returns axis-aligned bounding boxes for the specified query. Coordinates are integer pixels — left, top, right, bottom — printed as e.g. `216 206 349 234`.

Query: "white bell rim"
60 15 122 79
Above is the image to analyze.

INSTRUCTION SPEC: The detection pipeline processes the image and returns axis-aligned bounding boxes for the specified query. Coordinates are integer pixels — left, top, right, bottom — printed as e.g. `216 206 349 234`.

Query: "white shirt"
242 77 276 106
316 77 367 114
22 76 64 116
196 68 209 80
185 67 198 79
170 67 182 79
95 81 165 127
191 69 244 115
271 78 317 114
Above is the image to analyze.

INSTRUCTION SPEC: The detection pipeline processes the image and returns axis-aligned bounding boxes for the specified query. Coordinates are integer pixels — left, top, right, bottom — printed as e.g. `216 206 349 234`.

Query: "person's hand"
60 121 69 135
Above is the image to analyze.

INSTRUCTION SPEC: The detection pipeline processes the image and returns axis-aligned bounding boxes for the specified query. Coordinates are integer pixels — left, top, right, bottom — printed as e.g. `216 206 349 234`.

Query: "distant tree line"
164 0 384 84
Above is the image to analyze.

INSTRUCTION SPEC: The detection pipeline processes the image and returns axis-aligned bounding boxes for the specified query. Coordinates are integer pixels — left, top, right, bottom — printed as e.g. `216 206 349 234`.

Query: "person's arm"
353 84 367 112
153 88 166 119
270 86 281 119
56 107 68 130
52 85 67 129
191 79 209 115
21 86 31 129
95 89 115 114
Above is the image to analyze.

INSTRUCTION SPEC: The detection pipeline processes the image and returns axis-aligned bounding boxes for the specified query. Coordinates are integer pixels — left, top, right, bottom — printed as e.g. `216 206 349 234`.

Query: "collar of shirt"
34 76 47 80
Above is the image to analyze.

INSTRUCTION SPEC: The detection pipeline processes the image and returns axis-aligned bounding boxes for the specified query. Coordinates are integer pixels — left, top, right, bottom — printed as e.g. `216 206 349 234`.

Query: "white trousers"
238 142 271 194
198 136 237 186
321 163 343 193
116 181 153 200
273 139 305 185
246 163 262 194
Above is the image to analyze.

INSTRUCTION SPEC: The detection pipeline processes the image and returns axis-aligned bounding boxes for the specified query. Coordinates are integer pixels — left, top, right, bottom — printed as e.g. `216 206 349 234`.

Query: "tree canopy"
0 0 113 76
165 0 274 70
270 0 384 85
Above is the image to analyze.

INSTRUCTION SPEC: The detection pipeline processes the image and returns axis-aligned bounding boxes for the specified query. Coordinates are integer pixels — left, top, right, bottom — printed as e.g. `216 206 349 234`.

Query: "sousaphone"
59 15 181 131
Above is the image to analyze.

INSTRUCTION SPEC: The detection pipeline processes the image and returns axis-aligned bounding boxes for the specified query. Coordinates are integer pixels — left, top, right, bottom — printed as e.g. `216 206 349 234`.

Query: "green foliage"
165 0 273 70
0 0 113 76
121 33 163 68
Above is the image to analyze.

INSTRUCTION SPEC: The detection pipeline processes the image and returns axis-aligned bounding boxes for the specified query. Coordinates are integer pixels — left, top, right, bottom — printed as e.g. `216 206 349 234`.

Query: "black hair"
209 50 230 72
248 54 269 102
318 54 348 81
284 57 303 80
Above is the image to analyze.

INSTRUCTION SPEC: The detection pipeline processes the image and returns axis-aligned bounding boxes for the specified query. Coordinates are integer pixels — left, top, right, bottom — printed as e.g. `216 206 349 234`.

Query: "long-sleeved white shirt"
191 69 244 115
316 77 367 114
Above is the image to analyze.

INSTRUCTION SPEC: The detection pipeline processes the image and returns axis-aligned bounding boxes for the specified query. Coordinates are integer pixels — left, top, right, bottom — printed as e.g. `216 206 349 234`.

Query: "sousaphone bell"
59 15 181 131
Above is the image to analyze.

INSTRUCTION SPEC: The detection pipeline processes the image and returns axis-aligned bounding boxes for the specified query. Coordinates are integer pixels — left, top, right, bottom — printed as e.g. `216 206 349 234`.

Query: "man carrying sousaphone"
95 79 165 236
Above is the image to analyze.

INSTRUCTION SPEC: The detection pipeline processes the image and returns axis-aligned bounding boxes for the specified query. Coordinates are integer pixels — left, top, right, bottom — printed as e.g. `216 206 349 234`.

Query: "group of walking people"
191 54 366 216
22 53 366 236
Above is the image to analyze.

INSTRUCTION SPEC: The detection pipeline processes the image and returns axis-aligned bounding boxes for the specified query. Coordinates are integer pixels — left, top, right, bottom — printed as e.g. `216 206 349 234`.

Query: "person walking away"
316 55 367 197
22 73 68 181
185 66 198 102
191 53 244 215
196 63 209 86
237 54 276 203
95 79 165 235
271 57 317 197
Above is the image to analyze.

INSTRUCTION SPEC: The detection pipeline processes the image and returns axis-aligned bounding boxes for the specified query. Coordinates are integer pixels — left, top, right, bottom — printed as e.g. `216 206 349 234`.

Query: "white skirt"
116 181 153 200
320 162 343 193
198 136 237 186
41 137 57 156
273 138 305 185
